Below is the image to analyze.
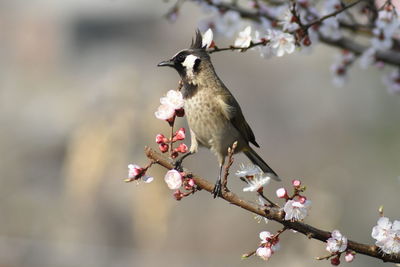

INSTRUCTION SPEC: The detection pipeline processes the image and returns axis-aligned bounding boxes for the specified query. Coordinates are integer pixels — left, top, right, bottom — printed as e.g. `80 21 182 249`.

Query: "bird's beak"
157 59 174 67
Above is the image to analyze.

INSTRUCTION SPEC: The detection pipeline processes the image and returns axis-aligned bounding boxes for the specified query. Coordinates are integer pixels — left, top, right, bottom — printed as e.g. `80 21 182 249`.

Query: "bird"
158 30 280 198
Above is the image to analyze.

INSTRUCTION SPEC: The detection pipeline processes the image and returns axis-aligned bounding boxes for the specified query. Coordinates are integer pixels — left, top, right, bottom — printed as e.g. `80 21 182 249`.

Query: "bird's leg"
212 164 223 198
174 152 193 172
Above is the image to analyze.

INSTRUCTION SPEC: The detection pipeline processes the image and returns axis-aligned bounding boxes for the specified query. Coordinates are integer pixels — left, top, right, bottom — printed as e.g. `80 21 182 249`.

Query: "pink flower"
292 179 301 187
164 169 183 190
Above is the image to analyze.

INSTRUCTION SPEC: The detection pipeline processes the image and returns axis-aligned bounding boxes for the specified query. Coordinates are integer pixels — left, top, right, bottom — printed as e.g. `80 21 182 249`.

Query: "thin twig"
303 0 364 30
144 146 400 264
209 40 268 54
222 141 237 191
258 191 279 208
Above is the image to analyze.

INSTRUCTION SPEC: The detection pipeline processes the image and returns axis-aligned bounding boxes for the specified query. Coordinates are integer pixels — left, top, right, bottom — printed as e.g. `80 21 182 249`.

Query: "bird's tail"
244 147 280 181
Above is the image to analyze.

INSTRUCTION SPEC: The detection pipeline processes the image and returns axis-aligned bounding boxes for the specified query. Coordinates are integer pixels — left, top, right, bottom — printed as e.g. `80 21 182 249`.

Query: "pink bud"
344 252 354 263
177 143 188 153
175 108 185 117
292 179 301 187
188 178 195 187
276 188 288 198
128 164 143 179
174 128 186 140
159 143 169 153
330 256 340 266
298 196 307 204
173 189 183 201
156 134 166 144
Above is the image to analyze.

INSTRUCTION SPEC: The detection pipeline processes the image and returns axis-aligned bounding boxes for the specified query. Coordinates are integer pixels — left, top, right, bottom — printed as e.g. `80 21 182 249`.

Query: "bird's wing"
217 91 260 148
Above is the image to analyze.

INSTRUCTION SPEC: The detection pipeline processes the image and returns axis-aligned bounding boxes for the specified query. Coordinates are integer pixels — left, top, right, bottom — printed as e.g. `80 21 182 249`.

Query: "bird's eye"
176 54 186 62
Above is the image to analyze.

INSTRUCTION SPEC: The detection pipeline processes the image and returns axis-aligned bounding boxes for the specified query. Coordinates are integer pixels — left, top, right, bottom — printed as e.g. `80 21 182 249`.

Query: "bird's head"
158 30 211 82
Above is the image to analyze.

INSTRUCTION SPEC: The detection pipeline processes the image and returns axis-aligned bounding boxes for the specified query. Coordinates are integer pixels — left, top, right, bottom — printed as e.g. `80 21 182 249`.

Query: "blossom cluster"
371 216 400 255
156 128 188 158
155 90 184 123
164 169 196 200
277 179 311 222
174 0 400 93
324 230 355 265
254 231 281 261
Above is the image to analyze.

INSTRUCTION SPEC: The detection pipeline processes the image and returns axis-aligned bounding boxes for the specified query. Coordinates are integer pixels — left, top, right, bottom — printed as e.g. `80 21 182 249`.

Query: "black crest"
190 29 205 50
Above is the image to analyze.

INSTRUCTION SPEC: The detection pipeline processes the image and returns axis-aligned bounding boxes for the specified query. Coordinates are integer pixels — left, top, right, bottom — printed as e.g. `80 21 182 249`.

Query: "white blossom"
319 17 342 40
383 70 400 94
215 10 242 38
267 29 296 57
326 230 348 253
371 28 393 51
202 28 214 48
255 31 273 59
330 63 347 87
243 175 271 192
234 26 252 48
256 247 272 260
371 217 400 254
160 90 184 110
359 47 376 69
164 169 183 190
155 104 175 121
279 9 300 32
283 199 311 221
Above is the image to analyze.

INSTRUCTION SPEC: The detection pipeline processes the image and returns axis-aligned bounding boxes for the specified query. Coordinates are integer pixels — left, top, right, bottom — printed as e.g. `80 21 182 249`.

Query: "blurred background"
0 0 399 266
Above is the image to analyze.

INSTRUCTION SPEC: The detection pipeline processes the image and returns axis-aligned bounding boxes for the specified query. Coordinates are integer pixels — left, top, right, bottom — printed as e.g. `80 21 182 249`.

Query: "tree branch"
144 146 400 264
201 0 400 67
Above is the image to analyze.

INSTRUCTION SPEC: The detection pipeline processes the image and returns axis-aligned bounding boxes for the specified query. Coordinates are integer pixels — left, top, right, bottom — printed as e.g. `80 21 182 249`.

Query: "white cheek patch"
182 55 198 78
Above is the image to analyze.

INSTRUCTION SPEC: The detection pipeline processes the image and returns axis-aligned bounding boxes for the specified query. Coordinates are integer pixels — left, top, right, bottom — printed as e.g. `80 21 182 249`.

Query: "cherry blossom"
164 169 183 190
160 90 184 110
279 9 300 32
283 199 311 221
371 216 400 254
267 29 296 57
234 26 252 48
383 70 400 94
155 104 176 121
202 28 214 48
326 230 348 253
319 17 342 41
127 164 153 183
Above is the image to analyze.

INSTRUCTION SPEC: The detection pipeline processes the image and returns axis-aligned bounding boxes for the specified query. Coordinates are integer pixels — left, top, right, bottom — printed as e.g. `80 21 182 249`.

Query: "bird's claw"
212 179 222 198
